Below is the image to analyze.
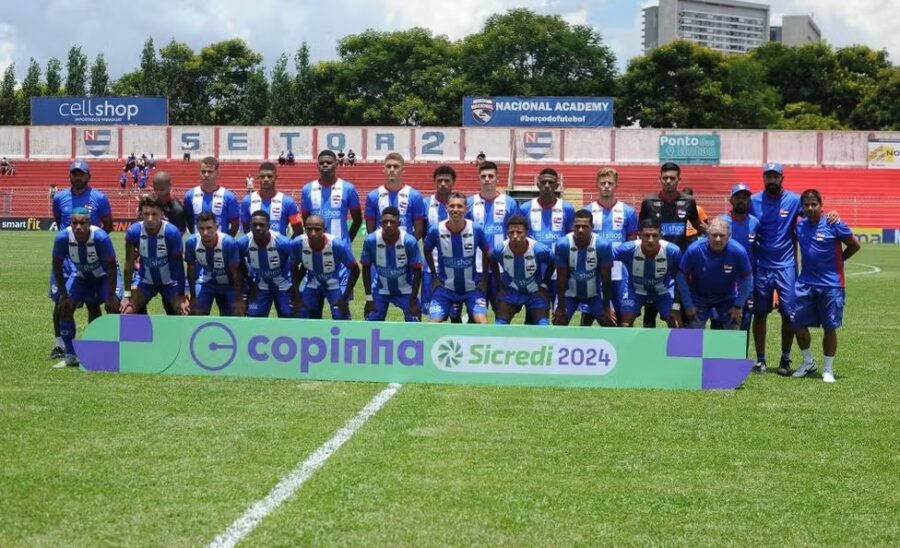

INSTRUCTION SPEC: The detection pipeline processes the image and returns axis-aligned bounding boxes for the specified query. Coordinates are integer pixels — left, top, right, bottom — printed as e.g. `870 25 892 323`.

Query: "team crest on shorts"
470 98 494 125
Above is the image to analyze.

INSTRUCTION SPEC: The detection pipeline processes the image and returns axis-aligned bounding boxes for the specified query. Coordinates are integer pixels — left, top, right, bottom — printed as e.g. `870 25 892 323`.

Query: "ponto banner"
867 139 900 168
31 97 168 125
75 316 751 390
463 96 614 128
659 134 720 165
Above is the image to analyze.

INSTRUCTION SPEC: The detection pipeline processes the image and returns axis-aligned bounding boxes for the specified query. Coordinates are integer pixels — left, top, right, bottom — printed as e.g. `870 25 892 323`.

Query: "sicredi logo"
432 336 617 375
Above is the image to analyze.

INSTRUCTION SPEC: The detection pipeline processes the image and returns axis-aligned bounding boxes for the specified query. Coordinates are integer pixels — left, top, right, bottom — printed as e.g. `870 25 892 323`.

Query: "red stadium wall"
2 160 899 228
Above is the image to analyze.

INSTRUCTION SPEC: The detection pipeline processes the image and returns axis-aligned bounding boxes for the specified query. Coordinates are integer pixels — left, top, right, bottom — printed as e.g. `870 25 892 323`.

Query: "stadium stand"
3 160 899 227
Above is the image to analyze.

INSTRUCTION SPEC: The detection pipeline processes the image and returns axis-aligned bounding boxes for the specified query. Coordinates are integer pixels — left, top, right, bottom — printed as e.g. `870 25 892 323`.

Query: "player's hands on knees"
729 306 742 324
601 305 616 327
119 296 134 314
431 277 442 291
668 309 683 328
408 297 421 318
553 306 569 326
232 299 247 317
363 299 375 318
177 297 190 316
684 307 698 324
336 298 350 317
105 296 120 314
477 279 488 293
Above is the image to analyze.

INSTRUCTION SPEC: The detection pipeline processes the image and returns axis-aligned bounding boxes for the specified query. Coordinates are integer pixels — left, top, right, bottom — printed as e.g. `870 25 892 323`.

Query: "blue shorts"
754 266 796 316
195 283 237 316
621 291 674 319
300 286 349 320
50 262 123 303
249 288 293 318
577 278 627 314
423 271 464 320
500 289 549 311
367 293 420 322
67 276 113 305
791 283 844 329
690 300 741 330
429 286 487 321
137 282 182 306
566 296 605 323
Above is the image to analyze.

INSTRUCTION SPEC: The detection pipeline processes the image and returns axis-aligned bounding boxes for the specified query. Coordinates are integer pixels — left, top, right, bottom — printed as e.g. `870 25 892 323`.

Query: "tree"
777 102 845 130
139 37 160 96
241 68 269 125
461 9 617 98
851 66 900 130
89 54 110 96
0 64 17 124
267 53 294 124
159 40 205 124
20 58 42 123
328 28 462 125
65 45 88 95
617 40 731 128
293 42 316 124
46 57 62 96
717 55 782 129
111 71 142 96
198 39 265 124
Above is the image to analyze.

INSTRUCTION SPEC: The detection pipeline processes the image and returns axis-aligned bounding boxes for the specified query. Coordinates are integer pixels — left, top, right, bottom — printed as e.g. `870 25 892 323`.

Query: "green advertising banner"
659 134 720 165
74 316 752 390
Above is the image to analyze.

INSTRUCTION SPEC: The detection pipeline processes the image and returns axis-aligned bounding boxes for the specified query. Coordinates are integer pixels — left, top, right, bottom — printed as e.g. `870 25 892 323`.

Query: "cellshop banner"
463 96 614 127
31 97 168 125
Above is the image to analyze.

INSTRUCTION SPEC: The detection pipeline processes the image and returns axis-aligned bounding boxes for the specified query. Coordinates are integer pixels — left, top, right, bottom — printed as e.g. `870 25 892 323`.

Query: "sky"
0 0 897 83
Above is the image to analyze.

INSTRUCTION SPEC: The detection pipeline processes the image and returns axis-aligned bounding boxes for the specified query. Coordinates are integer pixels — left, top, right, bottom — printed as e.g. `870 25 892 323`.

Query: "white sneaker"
822 371 836 383
792 361 817 378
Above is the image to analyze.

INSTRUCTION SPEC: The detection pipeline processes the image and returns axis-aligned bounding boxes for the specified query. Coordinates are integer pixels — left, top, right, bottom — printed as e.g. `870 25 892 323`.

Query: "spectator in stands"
147 153 157 169
126 153 136 171
475 151 486 167
337 149 346 166
245 173 255 196
286 150 295 165
48 185 57 213
182 144 192 162
682 187 709 245
119 169 128 193
0 157 9 175
347 149 357 166
278 151 286 166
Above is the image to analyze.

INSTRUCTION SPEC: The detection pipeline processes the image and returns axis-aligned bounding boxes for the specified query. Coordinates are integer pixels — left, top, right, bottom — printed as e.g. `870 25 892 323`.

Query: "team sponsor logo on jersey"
723 264 733 273
523 131 553 160
780 208 790 218
470 98 494 125
83 129 111 157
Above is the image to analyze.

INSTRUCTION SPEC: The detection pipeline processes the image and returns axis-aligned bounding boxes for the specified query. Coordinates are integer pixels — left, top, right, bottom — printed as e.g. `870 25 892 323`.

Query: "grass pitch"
1 232 898 546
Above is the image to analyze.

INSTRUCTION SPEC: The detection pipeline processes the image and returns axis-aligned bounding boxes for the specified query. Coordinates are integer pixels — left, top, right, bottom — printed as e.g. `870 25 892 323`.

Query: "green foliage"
45 57 62 96
64 46 88 96
158 40 204 125
89 54 110 96
19 58 41 124
0 64 17 124
293 43 317 125
267 54 294 125
199 39 265 125
461 9 617 97
139 38 160 96
851 66 900 130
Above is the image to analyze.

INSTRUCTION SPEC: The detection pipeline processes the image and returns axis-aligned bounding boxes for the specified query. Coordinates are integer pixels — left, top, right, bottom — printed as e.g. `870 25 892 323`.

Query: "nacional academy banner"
31 96 168 125
867 139 900 168
75 316 751 390
463 96 614 128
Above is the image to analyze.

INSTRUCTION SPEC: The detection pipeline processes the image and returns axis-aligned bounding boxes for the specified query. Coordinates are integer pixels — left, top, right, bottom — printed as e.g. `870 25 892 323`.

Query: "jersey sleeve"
289 238 301 267
407 236 422 267
226 192 240 221
668 245 683 275
52 194 62 223
492 242 505 260
737 245 752 278
52 232 68 259
225 237 242 268
125 224 140 247
625 206 638 236
336 240 356 268
475 226 490 253
96 193 112 219
612 241 631 262
168 225 184 256
184 236 197 264
359 235 375 265
239 195 251 230
554 237 569 267
423 226 438 252
411 192 426 220
834 221 853 240
346 185 361 212
364 191 378 220
563 203 575 233
638 197 653 220
95 230 117 262
284 197 302 226
598 240 613 268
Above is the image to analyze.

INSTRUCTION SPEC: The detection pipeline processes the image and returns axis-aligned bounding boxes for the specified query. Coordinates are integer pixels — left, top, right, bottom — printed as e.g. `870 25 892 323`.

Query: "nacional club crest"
83 129 111 157
523 131 553 160
470 98 494 125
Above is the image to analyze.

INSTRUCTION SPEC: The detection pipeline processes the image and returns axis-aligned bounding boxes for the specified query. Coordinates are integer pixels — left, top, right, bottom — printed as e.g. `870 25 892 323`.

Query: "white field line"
208 382 403 548
846 262 882 276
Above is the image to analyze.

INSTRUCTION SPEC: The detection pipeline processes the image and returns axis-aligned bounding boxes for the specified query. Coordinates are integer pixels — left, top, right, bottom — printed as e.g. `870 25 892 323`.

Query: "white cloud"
0 23 16 77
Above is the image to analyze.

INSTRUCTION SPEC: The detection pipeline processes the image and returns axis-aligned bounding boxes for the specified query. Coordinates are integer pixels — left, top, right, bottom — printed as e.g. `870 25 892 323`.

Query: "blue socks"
60 319 76 356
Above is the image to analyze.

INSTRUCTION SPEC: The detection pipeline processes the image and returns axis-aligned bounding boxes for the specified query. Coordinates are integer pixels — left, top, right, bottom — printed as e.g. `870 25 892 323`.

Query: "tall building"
770 15 822 46
643 0 770 54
